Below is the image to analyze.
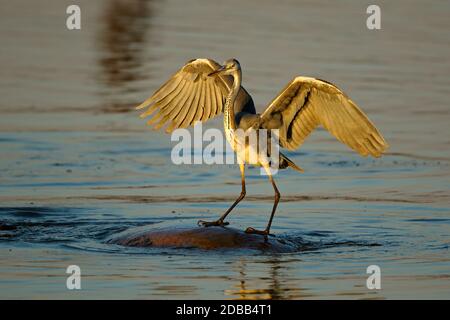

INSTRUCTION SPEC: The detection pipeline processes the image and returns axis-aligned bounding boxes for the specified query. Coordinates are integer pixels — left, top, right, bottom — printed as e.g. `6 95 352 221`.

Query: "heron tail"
279 153 304 173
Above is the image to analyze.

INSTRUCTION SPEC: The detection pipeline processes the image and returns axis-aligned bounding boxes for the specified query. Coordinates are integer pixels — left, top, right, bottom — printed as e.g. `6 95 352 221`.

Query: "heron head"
208 58 241 77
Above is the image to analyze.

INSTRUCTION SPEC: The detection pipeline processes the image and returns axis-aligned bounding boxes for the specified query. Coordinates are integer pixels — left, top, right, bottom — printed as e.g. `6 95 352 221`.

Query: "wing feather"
166 80 191 114
260 77 388 157
192 81 206 125
208 80 218 117
151 79 187 117
185 81 203 127
170 81 194 126
202 80 213 121
137 58 254 132
147 79 188 122
178 81 200 128
213 81 223 116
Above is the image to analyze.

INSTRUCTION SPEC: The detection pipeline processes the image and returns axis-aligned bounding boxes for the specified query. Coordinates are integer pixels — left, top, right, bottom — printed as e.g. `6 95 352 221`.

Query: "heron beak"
208 66 226 77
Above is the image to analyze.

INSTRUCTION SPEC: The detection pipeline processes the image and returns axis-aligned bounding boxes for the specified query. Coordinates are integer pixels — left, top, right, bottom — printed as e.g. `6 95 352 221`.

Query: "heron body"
137 58 388 239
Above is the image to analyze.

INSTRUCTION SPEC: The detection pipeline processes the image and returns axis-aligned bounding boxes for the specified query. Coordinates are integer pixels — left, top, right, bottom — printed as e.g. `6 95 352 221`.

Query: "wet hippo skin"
107 222 299 253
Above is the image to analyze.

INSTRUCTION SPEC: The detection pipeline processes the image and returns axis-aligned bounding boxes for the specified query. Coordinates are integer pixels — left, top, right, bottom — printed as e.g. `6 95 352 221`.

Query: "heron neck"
224 70 241 131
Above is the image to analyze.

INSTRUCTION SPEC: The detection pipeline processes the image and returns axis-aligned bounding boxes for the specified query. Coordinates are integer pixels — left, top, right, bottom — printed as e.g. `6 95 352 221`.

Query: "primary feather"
260 77 388 157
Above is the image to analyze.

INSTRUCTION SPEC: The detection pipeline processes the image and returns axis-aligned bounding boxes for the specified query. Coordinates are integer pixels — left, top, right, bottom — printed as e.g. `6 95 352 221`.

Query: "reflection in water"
225 258 307 300
97 0 154 112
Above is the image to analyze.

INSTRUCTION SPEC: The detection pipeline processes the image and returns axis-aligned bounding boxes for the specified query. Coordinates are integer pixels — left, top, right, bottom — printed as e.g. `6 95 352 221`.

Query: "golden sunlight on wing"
136 58 252 133
260 77 388 157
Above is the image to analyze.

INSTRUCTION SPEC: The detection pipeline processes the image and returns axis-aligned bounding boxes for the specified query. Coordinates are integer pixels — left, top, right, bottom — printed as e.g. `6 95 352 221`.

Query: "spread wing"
260 77 388 157
136 58 254 133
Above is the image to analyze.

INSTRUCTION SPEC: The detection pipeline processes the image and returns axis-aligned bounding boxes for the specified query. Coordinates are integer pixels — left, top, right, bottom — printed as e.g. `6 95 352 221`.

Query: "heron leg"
198 164 246 227
245 165 279 241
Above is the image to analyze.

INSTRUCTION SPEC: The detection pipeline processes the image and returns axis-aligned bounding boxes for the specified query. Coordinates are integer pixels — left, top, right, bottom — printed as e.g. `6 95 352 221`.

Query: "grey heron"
136 58 388 239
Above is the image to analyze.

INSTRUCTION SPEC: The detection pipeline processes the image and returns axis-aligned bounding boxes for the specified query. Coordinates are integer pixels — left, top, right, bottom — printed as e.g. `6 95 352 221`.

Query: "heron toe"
197 219 230 227
245 227 273 240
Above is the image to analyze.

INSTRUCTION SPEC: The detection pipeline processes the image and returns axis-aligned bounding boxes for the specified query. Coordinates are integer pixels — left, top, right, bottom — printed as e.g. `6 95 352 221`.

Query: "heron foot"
197 219 229 227
245 227 273 241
